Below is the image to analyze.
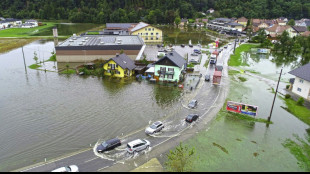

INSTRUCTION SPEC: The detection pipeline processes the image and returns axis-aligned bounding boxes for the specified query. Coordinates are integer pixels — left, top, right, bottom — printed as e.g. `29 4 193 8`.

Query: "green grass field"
0 22 56 37
282 97 310 126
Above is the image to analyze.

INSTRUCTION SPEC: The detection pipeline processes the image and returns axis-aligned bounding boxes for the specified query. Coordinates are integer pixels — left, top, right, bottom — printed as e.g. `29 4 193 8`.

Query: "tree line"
0 0 310 24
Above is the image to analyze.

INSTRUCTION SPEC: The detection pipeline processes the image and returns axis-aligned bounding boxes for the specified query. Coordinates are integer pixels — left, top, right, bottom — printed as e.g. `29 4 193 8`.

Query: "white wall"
292 77 310 100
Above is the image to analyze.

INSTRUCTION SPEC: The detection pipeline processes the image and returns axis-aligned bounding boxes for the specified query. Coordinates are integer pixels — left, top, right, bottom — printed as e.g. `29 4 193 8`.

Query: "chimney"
170 52 173 56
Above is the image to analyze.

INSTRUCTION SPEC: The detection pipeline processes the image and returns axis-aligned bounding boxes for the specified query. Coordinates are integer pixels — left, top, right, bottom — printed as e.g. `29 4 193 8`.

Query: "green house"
154 51 186 83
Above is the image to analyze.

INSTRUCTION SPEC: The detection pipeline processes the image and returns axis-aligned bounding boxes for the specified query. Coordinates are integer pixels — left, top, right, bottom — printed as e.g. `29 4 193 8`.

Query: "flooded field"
0 40 184 171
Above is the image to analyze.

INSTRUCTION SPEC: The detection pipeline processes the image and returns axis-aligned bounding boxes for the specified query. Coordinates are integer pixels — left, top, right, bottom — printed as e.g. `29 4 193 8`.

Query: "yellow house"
130 22 163 43
103 54 136 78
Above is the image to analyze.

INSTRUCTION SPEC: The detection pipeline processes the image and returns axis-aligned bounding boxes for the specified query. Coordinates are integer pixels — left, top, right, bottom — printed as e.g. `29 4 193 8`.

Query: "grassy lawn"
229 44 259 66
0 22 56 37
28 64 42 69
281 97 310 126
0 38 38 53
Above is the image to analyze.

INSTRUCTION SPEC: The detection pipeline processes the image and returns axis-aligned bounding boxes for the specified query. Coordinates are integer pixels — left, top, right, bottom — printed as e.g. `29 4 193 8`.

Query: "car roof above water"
127 139 145 146
105 138 120 144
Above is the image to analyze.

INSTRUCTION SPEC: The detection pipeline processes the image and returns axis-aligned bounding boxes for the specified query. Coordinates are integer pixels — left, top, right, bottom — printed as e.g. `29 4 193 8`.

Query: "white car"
145 121 164 135
51 165 79 172
126 139 151 154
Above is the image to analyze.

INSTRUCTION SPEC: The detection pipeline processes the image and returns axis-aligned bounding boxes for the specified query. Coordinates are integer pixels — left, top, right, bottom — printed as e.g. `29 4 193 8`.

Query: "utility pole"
233 38 237 54
22 46 27 74
268 68 283 122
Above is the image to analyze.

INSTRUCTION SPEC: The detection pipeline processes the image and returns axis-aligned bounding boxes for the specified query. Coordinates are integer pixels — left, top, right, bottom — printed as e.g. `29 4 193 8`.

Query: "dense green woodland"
0 0 310 24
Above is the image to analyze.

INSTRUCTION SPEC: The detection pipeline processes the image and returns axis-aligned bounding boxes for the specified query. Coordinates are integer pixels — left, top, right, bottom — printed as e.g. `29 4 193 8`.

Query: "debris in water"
253 152 259 157
213 142 229 154
251 141 257 144
236 139 242 142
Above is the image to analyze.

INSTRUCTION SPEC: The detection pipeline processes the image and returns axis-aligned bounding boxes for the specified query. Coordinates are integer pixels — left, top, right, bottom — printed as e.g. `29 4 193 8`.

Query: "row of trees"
1 0 310 24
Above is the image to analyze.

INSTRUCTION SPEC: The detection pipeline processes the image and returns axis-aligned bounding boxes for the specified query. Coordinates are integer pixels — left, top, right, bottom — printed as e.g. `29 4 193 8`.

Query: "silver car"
51 165 79 172
145 121 164 135
188 100 198 109
126 139 151 154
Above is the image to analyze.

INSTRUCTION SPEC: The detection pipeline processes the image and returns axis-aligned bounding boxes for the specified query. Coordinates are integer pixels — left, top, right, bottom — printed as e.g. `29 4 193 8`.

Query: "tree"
33 51 38 64
165 142 197 172
175 17 181 27
287 19 295 26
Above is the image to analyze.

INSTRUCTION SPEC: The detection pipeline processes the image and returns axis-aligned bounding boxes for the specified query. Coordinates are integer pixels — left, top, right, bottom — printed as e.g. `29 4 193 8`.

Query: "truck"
213 70 222 85
210 50 219 65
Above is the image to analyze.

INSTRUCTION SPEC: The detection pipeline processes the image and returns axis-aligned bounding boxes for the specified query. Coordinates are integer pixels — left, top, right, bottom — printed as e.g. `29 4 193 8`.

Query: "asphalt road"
15 42 236 172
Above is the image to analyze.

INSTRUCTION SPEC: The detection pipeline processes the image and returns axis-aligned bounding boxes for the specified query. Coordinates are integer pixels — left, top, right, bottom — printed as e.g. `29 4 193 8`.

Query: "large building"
130 22 163 43
55 35 145 63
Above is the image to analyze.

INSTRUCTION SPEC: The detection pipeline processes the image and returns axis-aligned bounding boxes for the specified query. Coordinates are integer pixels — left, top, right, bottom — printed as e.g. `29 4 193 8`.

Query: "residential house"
130 22 163 43
207 8 214 14
5 18 22 26
0 20 9 29
207 18 233 31
276 19 287 26
278 17 288 22
179 18 188 27
265 24 291 39
225 22 244 32
21 23 35 28
154 51 186 83
302 31 310 37
0 17 5 21
290 26 308 37
103 54 136 78
236 17 248 26
295 18 310 27
25 19 38 27
104 23 137 35
195 18 208 27
289 63 310 101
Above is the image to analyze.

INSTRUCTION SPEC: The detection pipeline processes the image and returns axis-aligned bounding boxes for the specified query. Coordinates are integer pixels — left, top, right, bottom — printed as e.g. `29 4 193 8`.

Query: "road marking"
97 165 110 172
85 157 99 163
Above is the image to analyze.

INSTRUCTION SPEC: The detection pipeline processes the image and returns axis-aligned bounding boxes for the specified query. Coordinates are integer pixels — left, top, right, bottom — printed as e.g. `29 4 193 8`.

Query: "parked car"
191 53 199 56
194 49 200 53
96 138 121 153
185 114 199 123
188 100 198 109
189 59 198 64
145 121 164 135
157 44 161 48
205 74 210 82
52 165 79 172
181 44 185 47
127 139 151 154
189 44 193 47
224 45 228 49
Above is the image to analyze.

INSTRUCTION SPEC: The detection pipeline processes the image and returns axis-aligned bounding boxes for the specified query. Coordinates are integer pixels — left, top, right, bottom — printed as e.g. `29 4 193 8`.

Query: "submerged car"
51 165 79 172
127 139 151 154
188 100 198 109
145 121 164 135
96 138 121 153
205 75 210 82
185 114 199 123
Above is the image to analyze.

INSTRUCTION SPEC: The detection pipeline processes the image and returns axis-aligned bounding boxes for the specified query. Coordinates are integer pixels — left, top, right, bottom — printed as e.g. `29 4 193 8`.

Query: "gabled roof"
108 54 136 70
106 23 137 30
237 17 248 23
289 63 310 82
266 24 290 33
292 26 308 33
302 31 310 37
26 19 38 23
130 22 150 32
154 51 186 68
226 22 244 26
305 21 310 26
181 18 188 22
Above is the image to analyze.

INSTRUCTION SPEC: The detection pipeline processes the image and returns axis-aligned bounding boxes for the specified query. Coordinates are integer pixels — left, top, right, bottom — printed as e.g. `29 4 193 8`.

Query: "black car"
97 138 121 153
181 44 185 47
157 44 161 48
185 114 199 123
189 44 193 48
205 75 210 82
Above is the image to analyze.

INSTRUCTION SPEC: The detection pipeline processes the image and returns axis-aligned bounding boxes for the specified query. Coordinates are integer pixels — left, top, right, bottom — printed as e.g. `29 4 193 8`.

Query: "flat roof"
57 35 144 47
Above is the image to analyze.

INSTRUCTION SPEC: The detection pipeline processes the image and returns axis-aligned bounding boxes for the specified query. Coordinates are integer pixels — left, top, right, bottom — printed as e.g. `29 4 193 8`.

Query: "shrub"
285 94 291 99
286 85 290 89
297 97 305 106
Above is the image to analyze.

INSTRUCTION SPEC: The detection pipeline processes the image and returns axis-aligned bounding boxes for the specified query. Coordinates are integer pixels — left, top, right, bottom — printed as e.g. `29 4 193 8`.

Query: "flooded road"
0 40 184 171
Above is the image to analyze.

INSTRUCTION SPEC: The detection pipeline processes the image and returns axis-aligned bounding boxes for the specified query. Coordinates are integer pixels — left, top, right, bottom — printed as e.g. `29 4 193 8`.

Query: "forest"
0 0 310 24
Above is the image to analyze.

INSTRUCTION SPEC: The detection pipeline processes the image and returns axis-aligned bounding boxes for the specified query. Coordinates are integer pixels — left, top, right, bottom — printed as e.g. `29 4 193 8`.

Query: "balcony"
158 70 174 75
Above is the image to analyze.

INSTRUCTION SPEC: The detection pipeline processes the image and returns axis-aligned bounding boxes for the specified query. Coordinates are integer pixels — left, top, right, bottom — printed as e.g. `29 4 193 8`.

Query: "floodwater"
0 40 184 172
32 23 101 36
158 26 214 45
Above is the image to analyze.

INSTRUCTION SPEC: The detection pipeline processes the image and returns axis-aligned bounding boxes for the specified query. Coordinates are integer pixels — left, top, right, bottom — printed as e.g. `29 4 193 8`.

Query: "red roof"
214 71 222 77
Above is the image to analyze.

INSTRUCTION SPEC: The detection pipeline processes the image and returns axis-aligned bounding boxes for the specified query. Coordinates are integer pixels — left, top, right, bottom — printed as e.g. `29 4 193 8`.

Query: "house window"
151 37 153 40
152 28 154 31
145 33 148 35
111 64 115 70
148 28 151 31
146 37 148 40
156 33 159 35
168 68 174 72
297 88 302 92
160 74 164 79
107 70 111 73
160 67 166 72
156 38 159 40
145 28 147 31
151 33 153 35
116 70 120 74
300 79 304 83
167 75 174 79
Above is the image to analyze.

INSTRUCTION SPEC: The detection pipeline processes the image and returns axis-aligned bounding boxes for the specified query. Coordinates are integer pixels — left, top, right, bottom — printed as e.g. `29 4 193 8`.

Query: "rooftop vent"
123 61 127 64
116 53 120 57
170 52 173 55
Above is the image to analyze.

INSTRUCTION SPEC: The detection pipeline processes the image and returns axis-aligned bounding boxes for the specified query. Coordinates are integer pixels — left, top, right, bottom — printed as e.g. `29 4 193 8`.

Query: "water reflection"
153 84 182 108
